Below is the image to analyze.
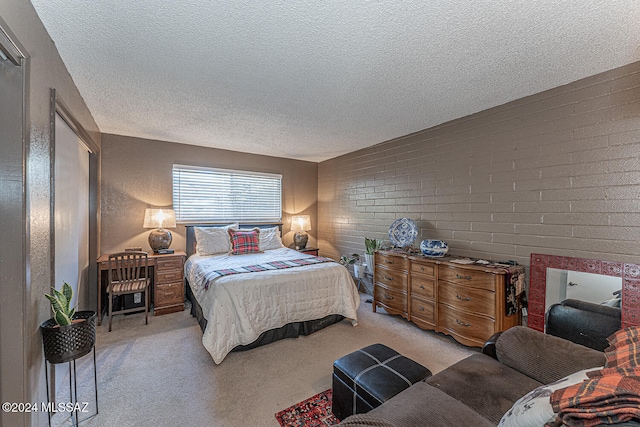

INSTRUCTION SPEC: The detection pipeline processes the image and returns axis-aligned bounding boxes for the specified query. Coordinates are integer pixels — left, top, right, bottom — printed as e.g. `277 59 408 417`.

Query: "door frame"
0 17 29 427
50 89 100 311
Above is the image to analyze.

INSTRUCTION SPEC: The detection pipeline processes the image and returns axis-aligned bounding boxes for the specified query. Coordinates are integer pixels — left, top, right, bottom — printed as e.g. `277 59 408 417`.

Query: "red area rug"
275 389 339 427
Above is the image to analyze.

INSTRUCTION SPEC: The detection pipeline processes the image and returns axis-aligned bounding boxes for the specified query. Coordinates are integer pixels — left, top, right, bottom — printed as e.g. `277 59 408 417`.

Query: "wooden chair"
107 251 151 332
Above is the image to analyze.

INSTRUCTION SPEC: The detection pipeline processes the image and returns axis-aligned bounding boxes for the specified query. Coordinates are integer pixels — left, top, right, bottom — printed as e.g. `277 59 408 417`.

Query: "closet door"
54 113 89 309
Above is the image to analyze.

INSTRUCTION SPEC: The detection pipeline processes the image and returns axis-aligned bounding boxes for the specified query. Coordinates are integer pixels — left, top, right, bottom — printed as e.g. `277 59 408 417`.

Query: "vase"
419 240 449 257
364 254 375 274
353 264 363 279
40 311 96 364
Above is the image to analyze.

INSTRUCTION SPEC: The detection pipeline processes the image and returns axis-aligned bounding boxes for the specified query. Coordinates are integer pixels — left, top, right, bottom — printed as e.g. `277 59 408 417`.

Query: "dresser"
373 251 521 347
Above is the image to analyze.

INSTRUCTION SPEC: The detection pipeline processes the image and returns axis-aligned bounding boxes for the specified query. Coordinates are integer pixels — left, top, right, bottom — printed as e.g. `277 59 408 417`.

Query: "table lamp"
291 215 311 250
143 208 177 253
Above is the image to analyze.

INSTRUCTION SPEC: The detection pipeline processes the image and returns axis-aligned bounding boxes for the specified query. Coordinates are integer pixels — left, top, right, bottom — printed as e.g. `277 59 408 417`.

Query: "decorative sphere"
420 239 449 257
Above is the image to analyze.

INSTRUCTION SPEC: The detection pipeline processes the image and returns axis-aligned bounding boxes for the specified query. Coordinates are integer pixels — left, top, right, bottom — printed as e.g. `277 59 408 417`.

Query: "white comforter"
185 248 360 363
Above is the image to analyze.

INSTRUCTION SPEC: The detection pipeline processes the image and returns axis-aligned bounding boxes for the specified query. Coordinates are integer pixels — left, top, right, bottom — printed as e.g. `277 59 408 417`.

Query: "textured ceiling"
31 1 640 162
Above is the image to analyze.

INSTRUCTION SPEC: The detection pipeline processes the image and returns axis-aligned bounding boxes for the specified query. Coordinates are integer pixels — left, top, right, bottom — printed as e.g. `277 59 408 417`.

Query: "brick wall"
318 61 640 268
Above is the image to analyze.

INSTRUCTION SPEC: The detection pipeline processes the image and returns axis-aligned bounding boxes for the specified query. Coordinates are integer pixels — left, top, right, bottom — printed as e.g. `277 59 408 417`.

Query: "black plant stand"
41 311 98 427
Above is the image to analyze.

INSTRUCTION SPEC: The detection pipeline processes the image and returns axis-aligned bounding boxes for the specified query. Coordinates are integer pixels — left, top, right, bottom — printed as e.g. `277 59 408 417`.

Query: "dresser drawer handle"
456 294 471 301
456 273 472 280
420 266 425 272
419 306 425 312
383 293 394 300
455 319 471 327
385 259 394 264
419 285 425 289
383 274 394 281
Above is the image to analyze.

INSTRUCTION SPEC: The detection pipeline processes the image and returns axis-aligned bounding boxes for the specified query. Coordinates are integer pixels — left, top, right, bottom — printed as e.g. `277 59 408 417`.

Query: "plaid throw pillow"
228 228 261 255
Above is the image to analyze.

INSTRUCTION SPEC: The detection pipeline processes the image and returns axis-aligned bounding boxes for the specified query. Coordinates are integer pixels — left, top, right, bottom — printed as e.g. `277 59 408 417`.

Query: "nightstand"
297 247 319 256
153 252 186 316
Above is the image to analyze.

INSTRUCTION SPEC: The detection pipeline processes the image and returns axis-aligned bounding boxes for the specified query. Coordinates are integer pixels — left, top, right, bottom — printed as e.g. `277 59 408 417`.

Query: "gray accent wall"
0 2 101 426
100 134 318 255
318 61 640 267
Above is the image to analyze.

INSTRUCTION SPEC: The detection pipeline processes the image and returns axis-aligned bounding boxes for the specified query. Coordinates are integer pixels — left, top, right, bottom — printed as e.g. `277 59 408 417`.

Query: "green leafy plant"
365 238 383 255
44 282 76 326
340 253 361 266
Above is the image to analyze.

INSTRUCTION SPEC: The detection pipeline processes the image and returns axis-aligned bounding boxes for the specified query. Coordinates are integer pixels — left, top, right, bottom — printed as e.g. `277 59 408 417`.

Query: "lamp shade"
291 215 311 232
143 208 176 229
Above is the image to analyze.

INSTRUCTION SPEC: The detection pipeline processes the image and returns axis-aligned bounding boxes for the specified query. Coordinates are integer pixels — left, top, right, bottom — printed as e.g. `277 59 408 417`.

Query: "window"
172 164 282 223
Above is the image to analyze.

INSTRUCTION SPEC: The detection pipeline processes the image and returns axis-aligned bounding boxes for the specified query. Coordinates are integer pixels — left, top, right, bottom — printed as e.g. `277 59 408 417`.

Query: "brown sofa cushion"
496 326 605 384
425 353 542 423
339 381 494 427
337 414 399 427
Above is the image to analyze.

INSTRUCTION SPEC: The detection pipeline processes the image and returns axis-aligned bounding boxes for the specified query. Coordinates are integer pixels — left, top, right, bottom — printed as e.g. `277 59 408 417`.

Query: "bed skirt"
186 281 345 353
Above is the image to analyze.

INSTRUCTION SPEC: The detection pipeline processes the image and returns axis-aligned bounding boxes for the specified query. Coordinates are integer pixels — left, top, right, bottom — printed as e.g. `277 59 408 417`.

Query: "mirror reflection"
545 268 622 313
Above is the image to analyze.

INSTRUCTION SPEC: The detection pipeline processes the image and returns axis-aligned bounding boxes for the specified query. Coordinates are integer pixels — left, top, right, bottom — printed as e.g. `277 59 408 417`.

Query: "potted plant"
340 253 362 278
41 282 96 364
364 238 383 274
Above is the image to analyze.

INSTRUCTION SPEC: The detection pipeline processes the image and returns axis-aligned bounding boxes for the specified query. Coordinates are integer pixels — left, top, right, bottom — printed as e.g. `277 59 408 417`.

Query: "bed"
184 224 360 363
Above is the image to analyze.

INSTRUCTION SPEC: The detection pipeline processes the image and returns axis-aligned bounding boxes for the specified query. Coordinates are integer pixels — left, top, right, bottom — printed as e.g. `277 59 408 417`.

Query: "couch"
338 301 637 427
546 298 621 351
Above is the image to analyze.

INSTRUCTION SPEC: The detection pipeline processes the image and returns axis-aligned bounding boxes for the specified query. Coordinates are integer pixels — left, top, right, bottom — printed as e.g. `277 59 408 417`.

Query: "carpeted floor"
49 293 476 427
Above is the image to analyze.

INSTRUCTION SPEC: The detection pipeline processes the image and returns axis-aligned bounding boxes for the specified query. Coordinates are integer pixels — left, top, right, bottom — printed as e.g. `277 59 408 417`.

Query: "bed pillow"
259 226 284 251
498 367 600 427
228 228 261 255
194 224 238 255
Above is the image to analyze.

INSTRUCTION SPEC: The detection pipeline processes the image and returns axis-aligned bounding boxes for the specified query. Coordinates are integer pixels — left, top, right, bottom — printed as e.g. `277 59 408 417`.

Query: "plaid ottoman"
331 343 432 420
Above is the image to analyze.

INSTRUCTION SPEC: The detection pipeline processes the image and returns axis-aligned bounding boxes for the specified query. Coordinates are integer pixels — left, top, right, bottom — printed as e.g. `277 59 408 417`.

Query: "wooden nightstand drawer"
439 282 495 318
157 270 183 284
156 257 184 271
439 266 495 291
155 282 183 307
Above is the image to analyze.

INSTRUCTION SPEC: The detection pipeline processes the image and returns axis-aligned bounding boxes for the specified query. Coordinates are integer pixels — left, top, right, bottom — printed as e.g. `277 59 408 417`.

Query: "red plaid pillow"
228 228 261 255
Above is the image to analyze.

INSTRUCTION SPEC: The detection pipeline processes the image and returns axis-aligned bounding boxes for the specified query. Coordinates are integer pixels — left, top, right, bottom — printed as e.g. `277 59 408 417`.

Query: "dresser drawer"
157 269 183 284
438 266 495 291
375 252 408 271
156 257 184 271
375 267 408 291
438 282 495 318
374 284 407 314
438 304 495 346
155 282 183 306
410 261 436 278
411 297 436 326
411 276 435 300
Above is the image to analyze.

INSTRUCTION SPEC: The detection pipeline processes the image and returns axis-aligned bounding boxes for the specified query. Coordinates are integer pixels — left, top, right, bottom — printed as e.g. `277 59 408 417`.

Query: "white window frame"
172 164 282 223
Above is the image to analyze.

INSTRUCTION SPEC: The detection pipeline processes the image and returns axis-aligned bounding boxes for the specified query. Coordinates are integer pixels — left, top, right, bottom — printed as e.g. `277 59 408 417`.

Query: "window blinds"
172 164 282 223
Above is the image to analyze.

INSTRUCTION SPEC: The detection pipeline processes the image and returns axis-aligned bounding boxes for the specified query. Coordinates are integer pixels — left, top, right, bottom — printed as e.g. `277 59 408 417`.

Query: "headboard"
185 223 283 257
